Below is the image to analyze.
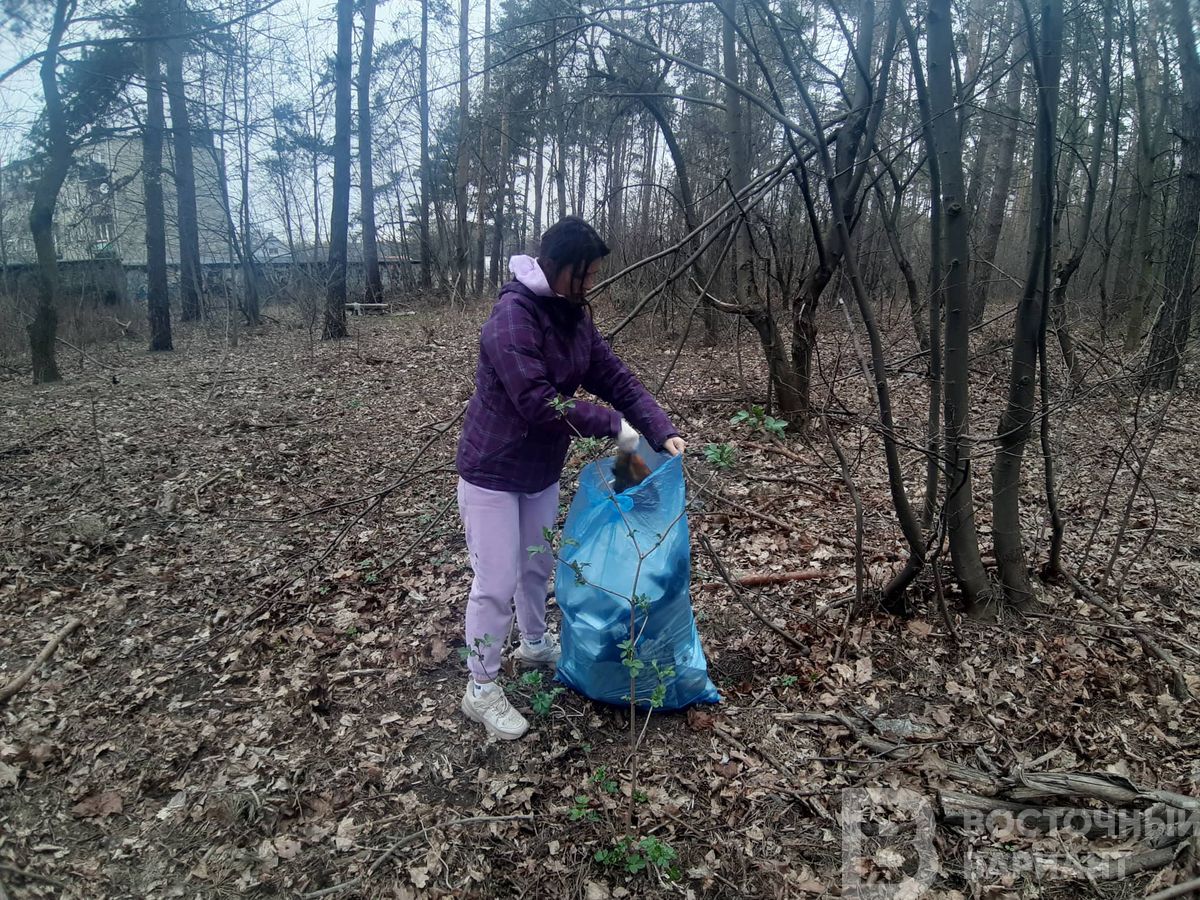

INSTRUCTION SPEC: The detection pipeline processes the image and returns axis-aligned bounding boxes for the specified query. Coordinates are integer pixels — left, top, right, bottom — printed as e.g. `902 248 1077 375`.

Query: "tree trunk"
1122 0 1162 352
725 0 803 416
551 27 568 223
359 0 382 304
787 0 883 421
784 0 926 610
639 94 718 340
992 0 1063 608
873 173 928 352
324 0 352 339
165 0 202 322
928 0 993 609
900 7 944 528
970 32 1024 325
454 0 470 292
143 5 173 352
238 8 259 326
474 0 491 295
533 125 545 246
639 120 656 241
418 0 432 289
490 93 509 288
964 0 1014 224
577 103 588 217
1051 0 1112 387
1144 0 1200 388
27 0 74 384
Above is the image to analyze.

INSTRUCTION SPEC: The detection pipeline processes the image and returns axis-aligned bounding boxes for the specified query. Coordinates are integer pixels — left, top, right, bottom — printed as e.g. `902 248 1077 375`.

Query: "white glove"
616 419 640 454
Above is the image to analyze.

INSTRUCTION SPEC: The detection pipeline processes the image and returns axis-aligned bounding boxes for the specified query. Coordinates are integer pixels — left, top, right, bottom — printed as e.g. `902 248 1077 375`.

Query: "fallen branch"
299 814 533 899
55 337 116 371
697 568 826 591
377 493 456 575
700 534 818 651
0 618 83 705
938 788 1137 840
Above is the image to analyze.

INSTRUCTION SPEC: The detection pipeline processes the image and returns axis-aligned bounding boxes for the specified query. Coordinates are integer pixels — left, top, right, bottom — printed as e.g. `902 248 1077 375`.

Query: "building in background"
0 131 233 268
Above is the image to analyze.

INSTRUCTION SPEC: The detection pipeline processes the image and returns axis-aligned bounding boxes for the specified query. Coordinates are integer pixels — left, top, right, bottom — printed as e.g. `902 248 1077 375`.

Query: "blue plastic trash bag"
555 439 720 710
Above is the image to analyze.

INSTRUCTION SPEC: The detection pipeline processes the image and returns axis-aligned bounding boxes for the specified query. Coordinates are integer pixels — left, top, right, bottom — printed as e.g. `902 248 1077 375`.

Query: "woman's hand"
664 436 687 456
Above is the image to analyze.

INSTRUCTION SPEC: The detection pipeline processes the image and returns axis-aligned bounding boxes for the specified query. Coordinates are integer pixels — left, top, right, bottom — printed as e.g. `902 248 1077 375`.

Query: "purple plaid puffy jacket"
456 281 677 493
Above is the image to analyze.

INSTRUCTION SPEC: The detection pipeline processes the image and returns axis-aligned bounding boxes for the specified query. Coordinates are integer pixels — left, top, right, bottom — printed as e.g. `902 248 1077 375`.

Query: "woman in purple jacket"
456 217 686 739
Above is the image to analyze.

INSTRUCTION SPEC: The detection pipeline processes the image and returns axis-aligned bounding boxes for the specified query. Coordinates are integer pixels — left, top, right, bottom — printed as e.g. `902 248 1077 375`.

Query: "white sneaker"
461 680 529 740
513 633 561 668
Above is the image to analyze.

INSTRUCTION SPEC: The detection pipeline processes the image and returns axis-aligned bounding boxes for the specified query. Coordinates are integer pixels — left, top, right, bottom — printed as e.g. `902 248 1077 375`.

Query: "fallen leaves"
71 790 123 819
2 309 1199 899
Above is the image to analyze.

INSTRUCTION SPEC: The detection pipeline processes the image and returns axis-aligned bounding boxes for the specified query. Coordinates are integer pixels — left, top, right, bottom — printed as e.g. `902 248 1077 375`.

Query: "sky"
0 0 490 244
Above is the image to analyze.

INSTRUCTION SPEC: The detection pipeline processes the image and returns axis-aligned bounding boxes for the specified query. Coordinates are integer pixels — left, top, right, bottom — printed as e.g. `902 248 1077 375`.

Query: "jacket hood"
509 254 559 298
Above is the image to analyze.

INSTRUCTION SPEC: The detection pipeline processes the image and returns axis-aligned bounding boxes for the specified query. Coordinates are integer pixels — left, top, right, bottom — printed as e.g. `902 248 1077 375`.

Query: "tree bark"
454 0 470 292
490 92 509 288
1122 0 1163 352
928 0 993 609
970 29 1024 325
359 0 382 304
323 0 352 339
899 7 944 529
165 0 203 322
143 4 173 352
418 0 432 289
1051 0 1112 387
27 0 75 384
551 25 568 223
238 6 259 325
1144 0 1199 388
534 121 546 246
474 0 491 295
992 0 1063 608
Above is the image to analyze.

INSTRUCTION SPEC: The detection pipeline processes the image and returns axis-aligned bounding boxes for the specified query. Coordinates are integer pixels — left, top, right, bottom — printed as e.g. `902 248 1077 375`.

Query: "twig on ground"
0 618 83 706
696 568 826 590
55 337 116 371
378 493 456 574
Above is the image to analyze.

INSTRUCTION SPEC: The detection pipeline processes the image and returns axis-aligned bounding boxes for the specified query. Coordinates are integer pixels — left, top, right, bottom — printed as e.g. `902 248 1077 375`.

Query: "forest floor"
2 299 1199 899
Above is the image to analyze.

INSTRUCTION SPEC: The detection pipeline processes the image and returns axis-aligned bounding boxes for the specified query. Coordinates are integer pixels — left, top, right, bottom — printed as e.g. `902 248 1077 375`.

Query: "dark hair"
536 216 610 304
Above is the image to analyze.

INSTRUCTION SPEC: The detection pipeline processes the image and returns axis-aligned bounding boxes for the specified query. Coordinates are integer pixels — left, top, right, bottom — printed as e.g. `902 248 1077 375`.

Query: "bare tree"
454 0 470 291
1121 0 1164 353
1144 0 1199 388
26 0 75 383
992 0 1063 608
165 0 203 322
970 8 1024 325
419 0 432 289
927 0 993 609
143 0 173 352
1051 0 1113 387
323 0 352 339
359 0 382 305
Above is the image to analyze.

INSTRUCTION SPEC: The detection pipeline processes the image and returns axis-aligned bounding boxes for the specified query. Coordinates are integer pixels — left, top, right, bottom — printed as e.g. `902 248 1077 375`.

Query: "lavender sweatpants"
457 477 559 683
